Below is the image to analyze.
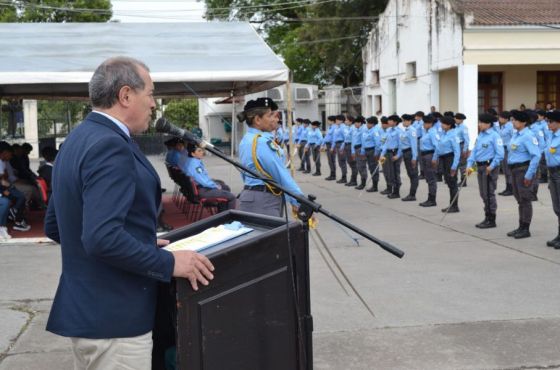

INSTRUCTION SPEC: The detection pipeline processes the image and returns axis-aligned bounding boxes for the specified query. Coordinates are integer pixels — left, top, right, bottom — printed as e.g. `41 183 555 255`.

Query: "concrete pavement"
1 152 560 369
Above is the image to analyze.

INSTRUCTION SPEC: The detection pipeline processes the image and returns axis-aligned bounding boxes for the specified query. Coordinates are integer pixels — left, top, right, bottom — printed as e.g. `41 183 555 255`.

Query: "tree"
0 0 112 23
205 0 388 87
162 99 199 130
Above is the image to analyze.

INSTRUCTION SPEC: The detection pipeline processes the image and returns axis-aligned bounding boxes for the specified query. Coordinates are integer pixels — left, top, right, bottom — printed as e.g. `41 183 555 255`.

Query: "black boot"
388 186 400 199
345 175 358 187
355 179 366 190
507 221 523 237
475 213 489 228
380 186 391 195
366 182 378 192
478 213 496 229
419 194 436 207
325 173 336 181
336 175 347 184
546 226 560 247
442 189 459 213
312 171 321 176
499 183 513 196
401 193 416 201
514 222 531 239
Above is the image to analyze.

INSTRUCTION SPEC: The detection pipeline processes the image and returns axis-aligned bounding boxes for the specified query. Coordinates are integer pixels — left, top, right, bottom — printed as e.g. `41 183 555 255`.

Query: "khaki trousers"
71 331 152 370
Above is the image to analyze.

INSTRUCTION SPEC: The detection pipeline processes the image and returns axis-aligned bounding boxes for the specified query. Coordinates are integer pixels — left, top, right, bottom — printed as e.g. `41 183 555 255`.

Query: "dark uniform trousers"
336 142 347 176
418 138 424 174
298 141 308 169
532 163 541 196
325 143 335 176
549 167 560 223
385 150 402 189
364 148 379 184
311 144 321 173
477 164 499 215
421 152 437 196
344 145 357 180
441 153 459 206
403 149 419 196
459 142 467 180
198 187 237 211
511 164 533 224
355 146 367 183
302 144 312 171
238 189 283 217
501 146 512 185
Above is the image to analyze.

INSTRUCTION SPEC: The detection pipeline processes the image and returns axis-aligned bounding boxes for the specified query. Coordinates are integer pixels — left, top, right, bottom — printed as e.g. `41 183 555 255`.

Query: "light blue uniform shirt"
340 124 353 149
298 126 310 143
331 123 345 145
376 127 389 156
397 125 418 160
434 129 461 170
361 125 377 154
508 127 541 180
321 124 335 146
275 126 284 142
239 127 303 205
545 129 560 167
539 119 552 142
455 123 470 152
306 127 323 147
529 123 546 152
185 157 217 189
380 126 401 157
499 121 514 147
419 127 440 152
413 119 424 138
350 125 363 154
466 129 504 169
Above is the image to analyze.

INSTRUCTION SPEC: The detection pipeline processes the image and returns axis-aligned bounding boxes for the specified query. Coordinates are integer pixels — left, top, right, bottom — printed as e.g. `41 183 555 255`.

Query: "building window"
372 70 380 85
405 62 417 80
537 71 560 110
374 95 382 115
478 72 503 113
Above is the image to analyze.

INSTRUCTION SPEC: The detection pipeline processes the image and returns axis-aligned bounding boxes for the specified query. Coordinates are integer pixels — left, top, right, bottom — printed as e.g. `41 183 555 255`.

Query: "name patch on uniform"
196 167 203 174
482 144 489 148
267 140 282 157
435 134 441 140
411 131 417 137
511 144 518 151
497 138 503 146
532 137 539 146
551 147 557 154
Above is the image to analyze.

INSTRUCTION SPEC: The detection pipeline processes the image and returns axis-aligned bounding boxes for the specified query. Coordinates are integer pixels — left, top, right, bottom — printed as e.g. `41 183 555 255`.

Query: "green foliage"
163 99 199 130
0 0 112 23
37 100 88 137
205 0 388 87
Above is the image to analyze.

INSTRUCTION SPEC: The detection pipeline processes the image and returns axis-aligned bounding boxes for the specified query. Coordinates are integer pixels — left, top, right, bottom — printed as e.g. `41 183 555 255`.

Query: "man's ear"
117 85 133 107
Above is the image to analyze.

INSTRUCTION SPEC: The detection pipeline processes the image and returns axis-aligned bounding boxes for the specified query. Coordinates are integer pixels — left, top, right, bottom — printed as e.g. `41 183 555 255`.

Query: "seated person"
184 143 236 210
7 144 42 208
0 142 30 232
38 146 58 201
0 196 12 240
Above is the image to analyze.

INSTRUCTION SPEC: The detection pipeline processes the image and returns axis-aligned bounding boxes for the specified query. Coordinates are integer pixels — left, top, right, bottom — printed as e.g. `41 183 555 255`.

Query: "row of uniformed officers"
234 97 560 249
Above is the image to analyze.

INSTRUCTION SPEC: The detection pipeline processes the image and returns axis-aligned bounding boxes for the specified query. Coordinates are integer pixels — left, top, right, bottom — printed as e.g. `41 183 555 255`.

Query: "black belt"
299 141 307 144
548 166 560 173
460 141 465 145
509 161 530 169
243 185 274 193
354 144 362 149
335 140 344 144
476 160 492 167
439 152 454 159
421 150 434 155
386 149 397 155
364 147 375 151
402 148 412 154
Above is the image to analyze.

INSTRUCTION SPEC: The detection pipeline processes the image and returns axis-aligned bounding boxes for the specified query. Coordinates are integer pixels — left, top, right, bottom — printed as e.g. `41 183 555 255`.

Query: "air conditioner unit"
295 87 313 101
267 88 284 102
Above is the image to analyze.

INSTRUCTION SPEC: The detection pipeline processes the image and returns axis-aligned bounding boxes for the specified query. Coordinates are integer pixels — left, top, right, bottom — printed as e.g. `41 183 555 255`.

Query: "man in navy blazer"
45 57 214 370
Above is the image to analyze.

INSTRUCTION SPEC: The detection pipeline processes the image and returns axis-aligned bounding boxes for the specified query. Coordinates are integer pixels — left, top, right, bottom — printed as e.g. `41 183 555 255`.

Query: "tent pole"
286 72 294 176
230 89 235 157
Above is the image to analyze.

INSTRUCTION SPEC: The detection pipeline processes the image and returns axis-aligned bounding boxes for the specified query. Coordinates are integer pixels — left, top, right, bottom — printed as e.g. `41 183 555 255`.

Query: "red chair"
182 176 228 221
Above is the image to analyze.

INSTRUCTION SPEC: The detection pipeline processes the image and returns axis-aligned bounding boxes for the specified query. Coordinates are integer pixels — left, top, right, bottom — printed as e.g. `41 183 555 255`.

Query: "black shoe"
419 199 437 207
380 188 391 195
366 184 378 193
507 227 521 237
554 240 560 249
325 175 336 181
312 172 321 176
303 170 311 174
297 168 305 172
418 173 425 180
477 214 497 229
387 192 400 199
345 181 358 187
461 181 467 187
355 184 366 190
475 216 489 228
499 185 513 196
441 206 459 213
401 195 416 201
336 177 347 184
546 234 560 247
514 228 531 239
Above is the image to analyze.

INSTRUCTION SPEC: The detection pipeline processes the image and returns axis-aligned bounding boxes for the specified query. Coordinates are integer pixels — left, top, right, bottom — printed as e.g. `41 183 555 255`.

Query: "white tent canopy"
0 22 289 99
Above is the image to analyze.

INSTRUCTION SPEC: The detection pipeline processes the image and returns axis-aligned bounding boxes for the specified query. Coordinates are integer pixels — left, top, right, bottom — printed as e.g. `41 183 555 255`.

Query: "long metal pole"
286 73 294 176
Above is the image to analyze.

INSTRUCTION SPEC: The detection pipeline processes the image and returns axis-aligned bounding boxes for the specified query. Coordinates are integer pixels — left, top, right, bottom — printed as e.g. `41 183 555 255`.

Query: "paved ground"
1 152 560 370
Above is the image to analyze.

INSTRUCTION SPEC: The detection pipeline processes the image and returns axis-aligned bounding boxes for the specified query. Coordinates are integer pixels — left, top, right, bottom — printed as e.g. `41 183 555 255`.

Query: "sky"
111 0 206 23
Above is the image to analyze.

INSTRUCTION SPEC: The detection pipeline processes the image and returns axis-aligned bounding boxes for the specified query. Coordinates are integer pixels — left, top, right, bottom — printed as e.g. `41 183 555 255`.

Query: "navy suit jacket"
45 112 175 339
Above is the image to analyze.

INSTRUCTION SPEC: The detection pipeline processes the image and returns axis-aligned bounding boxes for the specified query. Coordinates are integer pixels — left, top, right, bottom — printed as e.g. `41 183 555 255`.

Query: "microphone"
155 118 214 149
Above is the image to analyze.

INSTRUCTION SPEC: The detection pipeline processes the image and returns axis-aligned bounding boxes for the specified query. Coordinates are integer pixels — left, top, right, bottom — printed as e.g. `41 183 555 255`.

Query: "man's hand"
157 239 170 247
392 155 399 162
431 160 437 168
523 178 532 187
171 250 215 291
485 166 492 176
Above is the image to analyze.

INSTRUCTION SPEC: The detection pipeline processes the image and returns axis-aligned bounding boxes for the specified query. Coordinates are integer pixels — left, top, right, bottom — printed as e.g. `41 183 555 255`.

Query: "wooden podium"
153 210 312 370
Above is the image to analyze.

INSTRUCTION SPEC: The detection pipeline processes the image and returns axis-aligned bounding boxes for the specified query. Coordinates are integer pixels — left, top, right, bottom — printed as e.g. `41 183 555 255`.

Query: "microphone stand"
162 131 405 370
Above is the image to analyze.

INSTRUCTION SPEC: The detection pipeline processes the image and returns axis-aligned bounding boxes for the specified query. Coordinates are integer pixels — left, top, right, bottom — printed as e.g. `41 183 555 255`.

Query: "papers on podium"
163 221 254 253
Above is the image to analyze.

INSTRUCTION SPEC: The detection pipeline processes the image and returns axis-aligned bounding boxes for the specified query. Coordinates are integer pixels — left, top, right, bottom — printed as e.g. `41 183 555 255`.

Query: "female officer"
237 97 305 217
544 110 560 248
506 110 541 239
432 116 461 213
418 115 440 207
466 114 504 228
